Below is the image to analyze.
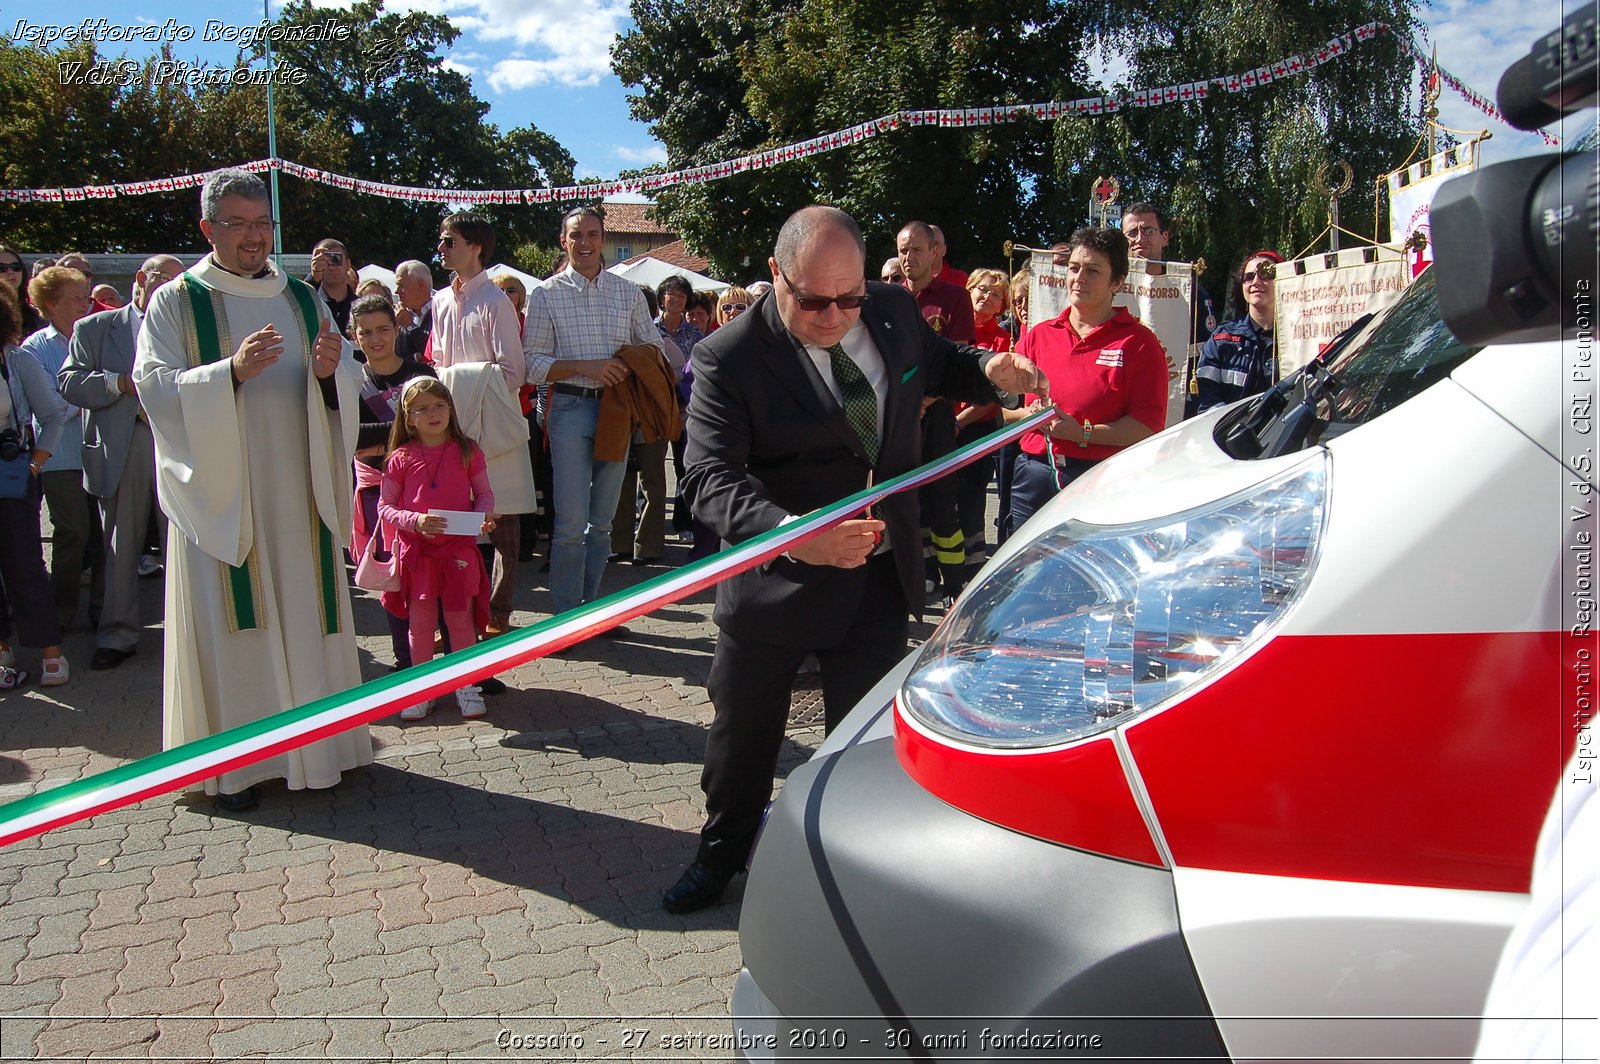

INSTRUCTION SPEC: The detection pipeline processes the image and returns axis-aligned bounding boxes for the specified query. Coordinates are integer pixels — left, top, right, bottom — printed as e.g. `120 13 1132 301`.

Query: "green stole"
177 271 342 636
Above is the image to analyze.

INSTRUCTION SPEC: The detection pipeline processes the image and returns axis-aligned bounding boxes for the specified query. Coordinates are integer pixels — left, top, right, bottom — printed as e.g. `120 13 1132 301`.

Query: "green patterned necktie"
825 342 879 465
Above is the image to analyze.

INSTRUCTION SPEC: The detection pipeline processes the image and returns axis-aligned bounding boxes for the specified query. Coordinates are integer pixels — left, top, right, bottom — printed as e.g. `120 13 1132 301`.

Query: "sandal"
40 657 68 687
0 665 28 690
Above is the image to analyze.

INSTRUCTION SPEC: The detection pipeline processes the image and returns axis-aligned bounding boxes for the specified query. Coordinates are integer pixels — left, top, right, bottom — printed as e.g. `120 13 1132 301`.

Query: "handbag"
353 528 401 593
0 452 28 500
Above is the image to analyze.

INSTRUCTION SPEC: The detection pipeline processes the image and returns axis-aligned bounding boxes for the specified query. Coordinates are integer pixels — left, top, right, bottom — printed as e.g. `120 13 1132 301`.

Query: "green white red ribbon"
0 408 1054 849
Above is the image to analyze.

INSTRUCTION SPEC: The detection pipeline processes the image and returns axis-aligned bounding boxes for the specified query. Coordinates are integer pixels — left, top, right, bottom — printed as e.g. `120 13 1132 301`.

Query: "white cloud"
613 143 667 165
374 0 629 90
1418 0 1570 160
441 57 478 78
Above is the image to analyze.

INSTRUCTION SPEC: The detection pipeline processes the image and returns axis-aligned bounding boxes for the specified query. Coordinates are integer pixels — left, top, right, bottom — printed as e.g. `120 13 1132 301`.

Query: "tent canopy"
607 257 726 292
487 263 542 294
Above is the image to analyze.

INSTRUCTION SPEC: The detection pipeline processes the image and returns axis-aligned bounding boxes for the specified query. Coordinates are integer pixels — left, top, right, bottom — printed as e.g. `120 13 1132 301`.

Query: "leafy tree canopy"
615 0 1422 297
1 1 576 276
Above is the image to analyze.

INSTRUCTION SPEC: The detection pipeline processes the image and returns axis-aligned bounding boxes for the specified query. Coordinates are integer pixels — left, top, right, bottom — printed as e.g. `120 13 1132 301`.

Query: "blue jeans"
546 392 628 615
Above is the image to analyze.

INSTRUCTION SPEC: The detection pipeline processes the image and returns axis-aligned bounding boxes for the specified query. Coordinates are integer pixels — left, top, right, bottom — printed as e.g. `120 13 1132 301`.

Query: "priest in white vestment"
134 168 372 810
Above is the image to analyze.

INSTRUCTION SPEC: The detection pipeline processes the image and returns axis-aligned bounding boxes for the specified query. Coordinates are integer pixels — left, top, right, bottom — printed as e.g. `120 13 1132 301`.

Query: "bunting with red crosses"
5 23 1549 204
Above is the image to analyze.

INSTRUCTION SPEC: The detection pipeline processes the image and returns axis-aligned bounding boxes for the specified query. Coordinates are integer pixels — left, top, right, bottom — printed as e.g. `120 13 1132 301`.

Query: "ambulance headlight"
900 456 1327 749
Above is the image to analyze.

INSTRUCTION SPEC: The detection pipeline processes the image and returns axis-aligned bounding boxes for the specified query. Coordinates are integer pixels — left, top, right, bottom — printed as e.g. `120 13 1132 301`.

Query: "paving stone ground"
0 498 955 1062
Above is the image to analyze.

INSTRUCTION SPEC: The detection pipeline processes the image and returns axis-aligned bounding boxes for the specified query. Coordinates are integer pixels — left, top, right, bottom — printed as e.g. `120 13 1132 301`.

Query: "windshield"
1315 268 1482 435
1218 269 1483 457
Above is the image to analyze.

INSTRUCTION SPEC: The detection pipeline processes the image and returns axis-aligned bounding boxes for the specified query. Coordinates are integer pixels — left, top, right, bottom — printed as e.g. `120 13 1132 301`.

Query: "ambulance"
729 263 1588 1061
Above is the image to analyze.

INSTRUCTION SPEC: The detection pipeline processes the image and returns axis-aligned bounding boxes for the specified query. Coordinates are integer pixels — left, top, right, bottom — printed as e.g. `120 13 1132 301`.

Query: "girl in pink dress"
379 379 497 720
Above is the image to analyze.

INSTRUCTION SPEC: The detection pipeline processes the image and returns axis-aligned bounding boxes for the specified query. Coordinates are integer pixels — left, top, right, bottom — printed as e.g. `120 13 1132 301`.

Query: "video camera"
1432 2 1598 346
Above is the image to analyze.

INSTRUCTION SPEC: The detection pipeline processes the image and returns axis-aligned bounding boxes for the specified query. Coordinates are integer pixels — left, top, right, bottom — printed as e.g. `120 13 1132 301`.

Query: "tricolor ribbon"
0 408 1056 850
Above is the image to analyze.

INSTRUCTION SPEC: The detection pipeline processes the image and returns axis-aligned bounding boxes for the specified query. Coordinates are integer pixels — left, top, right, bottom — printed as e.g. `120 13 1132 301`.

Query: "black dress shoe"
476 677 508 695
630 555 664 567
214 786 258 813
90 647 134 670
662 862 739 913
607 552 629 563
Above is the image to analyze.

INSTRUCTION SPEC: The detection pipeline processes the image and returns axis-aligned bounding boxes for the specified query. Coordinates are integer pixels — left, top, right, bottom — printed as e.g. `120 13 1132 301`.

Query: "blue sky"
1 0 1579 183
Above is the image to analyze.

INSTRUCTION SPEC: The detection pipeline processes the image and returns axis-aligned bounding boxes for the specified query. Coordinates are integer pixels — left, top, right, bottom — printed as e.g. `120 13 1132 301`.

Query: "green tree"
615 0 1422 297
242 0 576 270
0 4 578 271
615 0 1094 279
1059 0 1421 303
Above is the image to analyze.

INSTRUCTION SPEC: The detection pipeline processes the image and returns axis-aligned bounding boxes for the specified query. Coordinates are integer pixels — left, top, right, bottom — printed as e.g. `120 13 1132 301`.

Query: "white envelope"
429 509 485 536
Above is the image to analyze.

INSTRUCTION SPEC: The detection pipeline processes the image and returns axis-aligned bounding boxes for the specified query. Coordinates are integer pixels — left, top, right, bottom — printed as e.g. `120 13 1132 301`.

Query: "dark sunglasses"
1242 263 1278 282
884 272 905 283
0 262 22 273
439 235 456 248
779 269 867 312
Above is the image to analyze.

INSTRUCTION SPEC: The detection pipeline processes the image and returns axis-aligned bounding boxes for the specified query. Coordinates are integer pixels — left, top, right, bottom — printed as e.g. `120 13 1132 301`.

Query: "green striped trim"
285 278 342 636
182 273 263 633
180 272 341 635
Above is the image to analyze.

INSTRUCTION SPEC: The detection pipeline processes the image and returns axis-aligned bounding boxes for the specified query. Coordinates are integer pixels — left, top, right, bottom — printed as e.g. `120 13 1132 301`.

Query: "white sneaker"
399 699 434 721
40 656 68 687
456 685 487 718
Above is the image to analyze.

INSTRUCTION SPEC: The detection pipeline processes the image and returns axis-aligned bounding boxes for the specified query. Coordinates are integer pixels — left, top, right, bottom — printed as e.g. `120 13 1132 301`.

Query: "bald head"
768 205 869 349
134 254 184 311
772 205 865 277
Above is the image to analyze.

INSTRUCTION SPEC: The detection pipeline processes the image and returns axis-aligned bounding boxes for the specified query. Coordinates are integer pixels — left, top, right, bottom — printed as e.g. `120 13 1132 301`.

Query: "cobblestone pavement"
0 521 948 1062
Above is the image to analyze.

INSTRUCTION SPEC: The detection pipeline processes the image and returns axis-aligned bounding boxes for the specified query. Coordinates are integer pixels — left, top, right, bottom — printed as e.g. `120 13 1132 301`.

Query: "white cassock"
135 256 373 795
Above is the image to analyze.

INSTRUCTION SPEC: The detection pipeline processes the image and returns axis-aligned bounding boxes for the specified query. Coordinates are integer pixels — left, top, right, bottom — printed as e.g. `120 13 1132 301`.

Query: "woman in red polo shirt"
1004 226 1168 538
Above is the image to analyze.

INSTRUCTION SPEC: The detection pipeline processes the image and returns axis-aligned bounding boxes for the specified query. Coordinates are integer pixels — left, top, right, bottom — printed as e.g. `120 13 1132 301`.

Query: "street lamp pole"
263 0 283 265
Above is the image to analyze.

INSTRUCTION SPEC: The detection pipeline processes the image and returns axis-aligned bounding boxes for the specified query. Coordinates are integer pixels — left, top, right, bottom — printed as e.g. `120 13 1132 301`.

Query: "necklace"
423 441 451 488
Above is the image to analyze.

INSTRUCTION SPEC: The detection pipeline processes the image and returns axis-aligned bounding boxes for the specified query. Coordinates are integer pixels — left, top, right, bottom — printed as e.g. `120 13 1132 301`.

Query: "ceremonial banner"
1031 251 1196 427
1385 140 1480 276
1275 247 1409 374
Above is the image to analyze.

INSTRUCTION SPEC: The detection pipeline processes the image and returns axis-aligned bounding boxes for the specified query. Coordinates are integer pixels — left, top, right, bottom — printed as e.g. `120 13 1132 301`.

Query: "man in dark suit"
393 259 433 361
664 206 1048 912
58 254 184 670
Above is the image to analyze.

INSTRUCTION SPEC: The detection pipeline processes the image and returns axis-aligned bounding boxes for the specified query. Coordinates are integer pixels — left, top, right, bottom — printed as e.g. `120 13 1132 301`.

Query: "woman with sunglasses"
1193 250 1284 414
0 245 44 337
715 286 753 327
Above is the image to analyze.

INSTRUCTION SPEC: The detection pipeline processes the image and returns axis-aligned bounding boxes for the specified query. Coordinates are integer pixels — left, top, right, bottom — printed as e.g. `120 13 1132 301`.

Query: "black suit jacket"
682 280 1005 645
399 304 432 361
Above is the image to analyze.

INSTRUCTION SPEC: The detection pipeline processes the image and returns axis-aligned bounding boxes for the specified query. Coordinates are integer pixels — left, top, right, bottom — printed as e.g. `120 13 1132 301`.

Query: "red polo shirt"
1017 306 1168 463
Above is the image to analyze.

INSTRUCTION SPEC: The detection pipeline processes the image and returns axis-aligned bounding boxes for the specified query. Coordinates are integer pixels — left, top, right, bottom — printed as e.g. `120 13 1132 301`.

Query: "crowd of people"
0 170 1287 907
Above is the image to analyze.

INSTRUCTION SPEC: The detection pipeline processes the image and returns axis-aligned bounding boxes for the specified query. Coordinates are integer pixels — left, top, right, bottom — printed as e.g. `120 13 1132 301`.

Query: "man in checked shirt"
522 206 665 617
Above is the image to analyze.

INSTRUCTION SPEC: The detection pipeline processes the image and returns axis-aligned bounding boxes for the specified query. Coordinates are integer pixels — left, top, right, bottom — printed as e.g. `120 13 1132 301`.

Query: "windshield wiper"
1214 313 1373 459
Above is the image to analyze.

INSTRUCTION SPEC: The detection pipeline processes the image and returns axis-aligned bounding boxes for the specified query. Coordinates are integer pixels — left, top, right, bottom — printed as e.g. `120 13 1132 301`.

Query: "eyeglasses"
973 284 1005 294
1124 225 1164 238
883 273 905 283
779 269 867 312
1242 263 1278 282
439 236 456 248
213 218 278 236
0 262 23 273
721 303 748 315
